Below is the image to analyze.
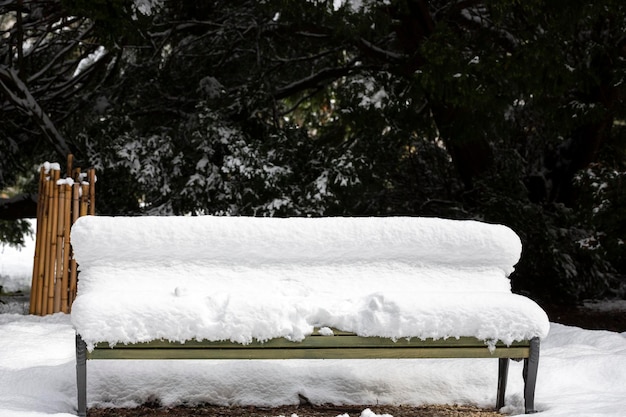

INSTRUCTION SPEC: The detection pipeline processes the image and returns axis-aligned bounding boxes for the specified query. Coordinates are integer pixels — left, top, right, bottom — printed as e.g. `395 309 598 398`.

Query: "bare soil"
88 403 504 417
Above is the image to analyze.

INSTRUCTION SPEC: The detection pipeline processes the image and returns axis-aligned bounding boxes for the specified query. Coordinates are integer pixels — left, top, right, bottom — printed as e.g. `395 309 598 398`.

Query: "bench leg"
76 334 87 417
496 358 509 409
523 337 540 414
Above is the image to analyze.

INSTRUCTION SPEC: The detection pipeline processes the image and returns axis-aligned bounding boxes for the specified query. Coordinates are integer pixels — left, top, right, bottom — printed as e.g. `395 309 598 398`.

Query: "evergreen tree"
1 0 624 303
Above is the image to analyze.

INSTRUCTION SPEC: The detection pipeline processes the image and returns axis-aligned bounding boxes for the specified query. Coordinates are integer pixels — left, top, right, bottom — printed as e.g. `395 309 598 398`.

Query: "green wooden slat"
92 335 529 350
87 331 531 361
88 346 530 360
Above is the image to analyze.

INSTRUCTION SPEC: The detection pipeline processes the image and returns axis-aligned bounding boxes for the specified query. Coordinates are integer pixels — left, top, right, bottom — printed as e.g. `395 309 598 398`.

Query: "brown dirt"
85 303 626 417
88 403 504 417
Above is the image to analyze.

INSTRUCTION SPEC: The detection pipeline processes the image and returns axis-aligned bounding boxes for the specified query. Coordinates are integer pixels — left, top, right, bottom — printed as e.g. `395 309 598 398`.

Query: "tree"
0 0 115 236
1 0 624 303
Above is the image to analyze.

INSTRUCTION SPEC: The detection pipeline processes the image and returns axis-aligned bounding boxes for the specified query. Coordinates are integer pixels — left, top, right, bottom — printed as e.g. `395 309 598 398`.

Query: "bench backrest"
71 215 521 270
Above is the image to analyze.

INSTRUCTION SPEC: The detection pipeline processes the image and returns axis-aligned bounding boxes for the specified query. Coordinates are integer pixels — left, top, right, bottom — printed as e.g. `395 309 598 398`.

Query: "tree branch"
358 37 407 62
272 66 356 100
0 66 72 157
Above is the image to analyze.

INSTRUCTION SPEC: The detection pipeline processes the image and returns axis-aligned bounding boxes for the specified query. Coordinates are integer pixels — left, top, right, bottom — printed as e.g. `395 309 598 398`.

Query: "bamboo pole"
66 154 74 179
35 174 50 315
29 157 95 315
69 174 81 307
72 170 81 223
53 182 66 313
40 170 54 314
80 183 89 217
61 183 72 312
45 169 61 315
88 169 96 215
30 166 47 315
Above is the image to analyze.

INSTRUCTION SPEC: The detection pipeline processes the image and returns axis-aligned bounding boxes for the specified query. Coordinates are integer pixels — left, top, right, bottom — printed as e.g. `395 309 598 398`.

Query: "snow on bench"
70 216 550 415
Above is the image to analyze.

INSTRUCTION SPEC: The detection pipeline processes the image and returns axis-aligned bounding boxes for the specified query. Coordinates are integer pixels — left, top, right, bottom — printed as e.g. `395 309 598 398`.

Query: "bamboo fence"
29 155 96 315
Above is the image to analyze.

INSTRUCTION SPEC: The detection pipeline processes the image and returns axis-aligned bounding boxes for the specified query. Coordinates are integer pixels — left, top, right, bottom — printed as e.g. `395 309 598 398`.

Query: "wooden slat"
88 346 529 360
88 333 530 361
93 336 528 350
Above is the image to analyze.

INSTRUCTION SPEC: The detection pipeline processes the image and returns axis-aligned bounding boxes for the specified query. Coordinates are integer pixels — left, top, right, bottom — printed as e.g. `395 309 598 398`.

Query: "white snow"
69 216 549 348
584 300 626 312
73 46 106 78
0 314 625 416
132 0 164 17
42 162 61 173
1 221 626 416
0 221 36 293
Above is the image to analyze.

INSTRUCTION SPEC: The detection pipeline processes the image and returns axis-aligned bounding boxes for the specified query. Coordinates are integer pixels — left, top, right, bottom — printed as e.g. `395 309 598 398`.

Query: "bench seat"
73 289 547 350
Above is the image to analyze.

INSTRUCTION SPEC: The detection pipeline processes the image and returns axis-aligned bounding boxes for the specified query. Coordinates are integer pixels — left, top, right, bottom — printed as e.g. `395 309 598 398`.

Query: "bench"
70 216 550 416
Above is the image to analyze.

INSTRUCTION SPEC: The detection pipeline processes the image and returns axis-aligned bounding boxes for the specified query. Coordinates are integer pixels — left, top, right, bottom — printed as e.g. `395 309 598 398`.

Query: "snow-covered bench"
71 216 550 416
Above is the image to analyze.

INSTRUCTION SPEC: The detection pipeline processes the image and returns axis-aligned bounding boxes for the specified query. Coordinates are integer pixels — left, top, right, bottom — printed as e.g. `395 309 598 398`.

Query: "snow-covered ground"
0 221 36 294
1 220 626 417
0 314 625 417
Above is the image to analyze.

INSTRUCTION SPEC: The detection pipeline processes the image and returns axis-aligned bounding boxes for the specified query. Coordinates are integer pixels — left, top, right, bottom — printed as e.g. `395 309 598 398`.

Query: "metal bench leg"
523 337 540 414
76 334 87 417
496 358 509 409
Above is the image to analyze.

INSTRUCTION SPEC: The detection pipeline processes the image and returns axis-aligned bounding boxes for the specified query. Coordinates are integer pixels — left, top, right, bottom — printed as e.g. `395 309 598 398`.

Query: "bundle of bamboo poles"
30 155 96 315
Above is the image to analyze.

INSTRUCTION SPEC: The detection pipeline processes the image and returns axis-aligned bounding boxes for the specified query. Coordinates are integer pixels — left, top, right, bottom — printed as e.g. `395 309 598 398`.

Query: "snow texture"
132 0 163 16
0 220 36 293
70 216 549 349
0 314 625 416
1 230 625 416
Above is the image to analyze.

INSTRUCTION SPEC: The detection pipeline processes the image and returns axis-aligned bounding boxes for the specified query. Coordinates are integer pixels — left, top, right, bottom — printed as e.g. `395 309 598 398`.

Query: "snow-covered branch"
458 5 520 50
27 21 94 84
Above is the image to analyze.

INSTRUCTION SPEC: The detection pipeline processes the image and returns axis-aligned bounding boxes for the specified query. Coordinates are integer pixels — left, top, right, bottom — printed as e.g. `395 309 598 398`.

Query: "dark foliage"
1 0 624 303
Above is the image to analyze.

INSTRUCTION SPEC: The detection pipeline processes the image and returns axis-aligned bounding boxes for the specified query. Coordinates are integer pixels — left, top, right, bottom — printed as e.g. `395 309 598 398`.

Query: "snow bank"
1 314 625 416
70 216 549 348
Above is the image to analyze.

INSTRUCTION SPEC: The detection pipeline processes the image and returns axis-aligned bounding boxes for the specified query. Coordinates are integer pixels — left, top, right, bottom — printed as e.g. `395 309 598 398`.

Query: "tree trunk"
429 103 494 189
